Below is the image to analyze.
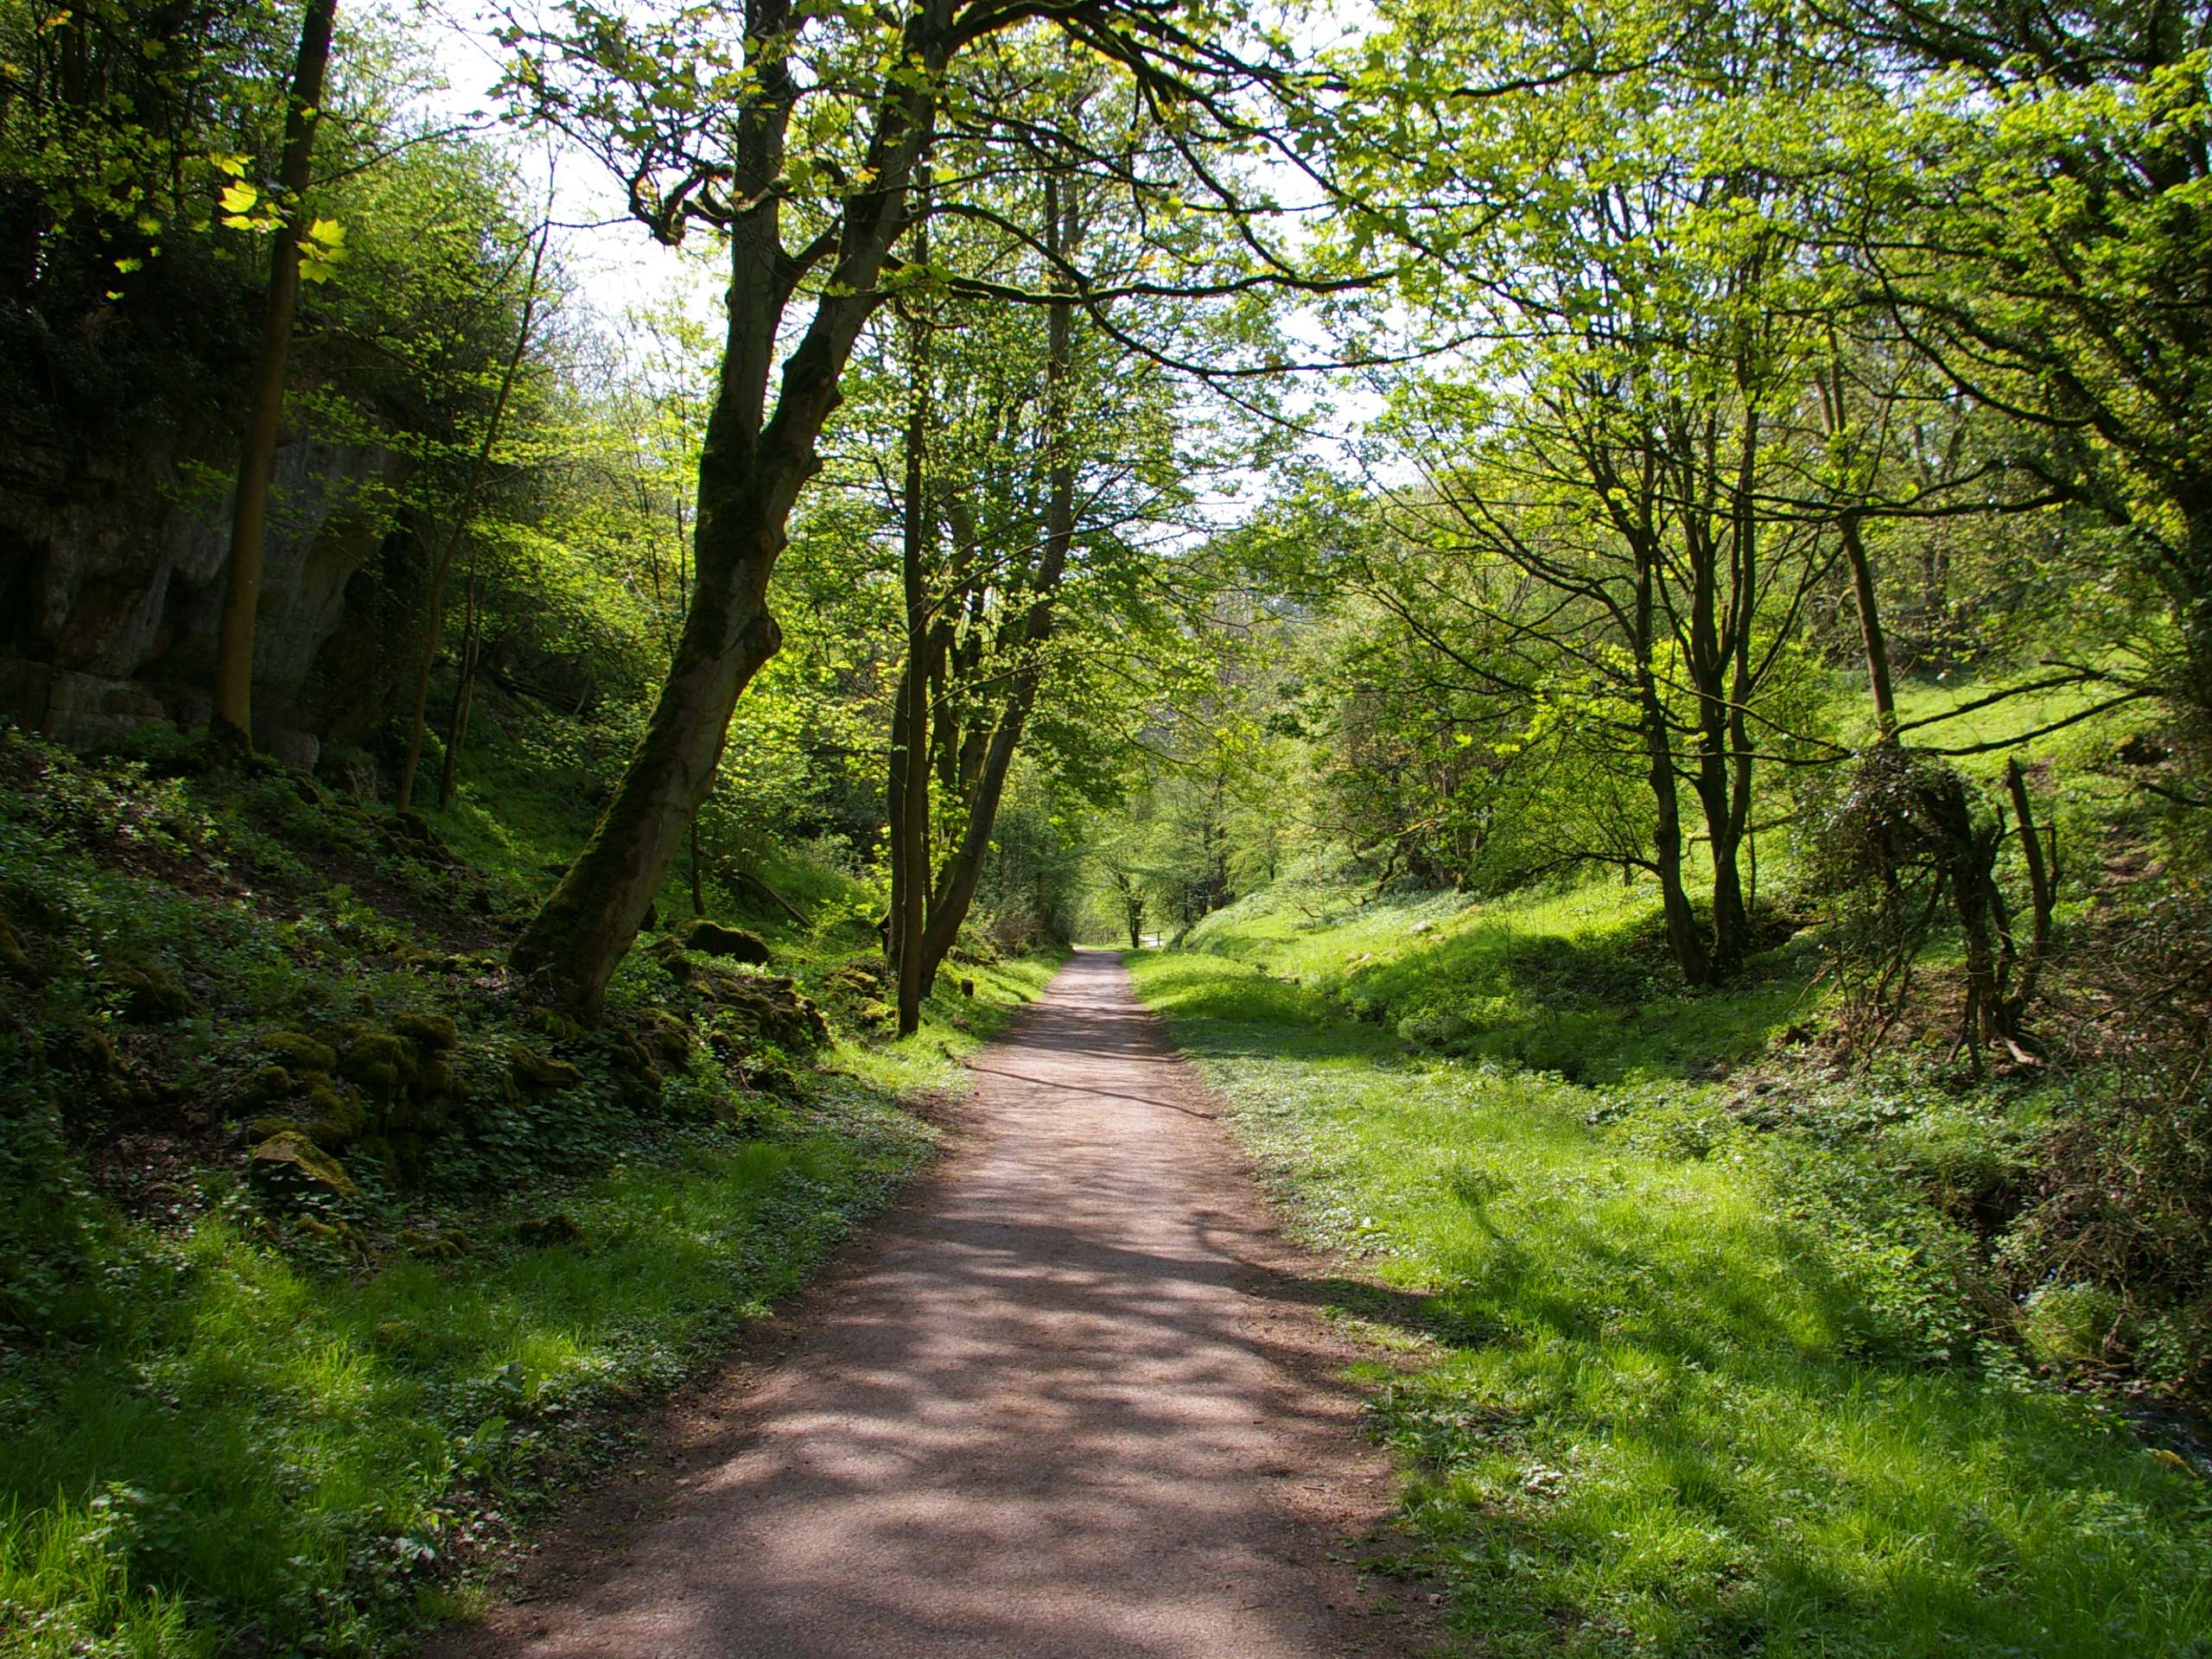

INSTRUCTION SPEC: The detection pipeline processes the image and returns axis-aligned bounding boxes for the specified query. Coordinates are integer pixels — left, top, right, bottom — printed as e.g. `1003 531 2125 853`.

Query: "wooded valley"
3 0 2211 1651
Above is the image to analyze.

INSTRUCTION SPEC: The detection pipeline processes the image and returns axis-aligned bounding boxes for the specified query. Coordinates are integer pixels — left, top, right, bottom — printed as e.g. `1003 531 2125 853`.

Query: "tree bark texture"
209 0 337 742
512 0 952 1015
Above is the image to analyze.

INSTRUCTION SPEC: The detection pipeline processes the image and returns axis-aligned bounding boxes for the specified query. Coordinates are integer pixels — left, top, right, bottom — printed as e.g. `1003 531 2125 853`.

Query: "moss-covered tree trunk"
512 0 947 1015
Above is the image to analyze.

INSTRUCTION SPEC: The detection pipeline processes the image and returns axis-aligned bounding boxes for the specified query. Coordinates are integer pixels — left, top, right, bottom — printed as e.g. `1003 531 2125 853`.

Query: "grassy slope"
1128 874 2211 1658
0 722 1061 1658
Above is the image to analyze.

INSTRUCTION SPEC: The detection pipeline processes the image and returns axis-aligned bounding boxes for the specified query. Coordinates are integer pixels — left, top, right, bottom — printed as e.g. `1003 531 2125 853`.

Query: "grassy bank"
0 728 1061 1656
1128 936 2212 1656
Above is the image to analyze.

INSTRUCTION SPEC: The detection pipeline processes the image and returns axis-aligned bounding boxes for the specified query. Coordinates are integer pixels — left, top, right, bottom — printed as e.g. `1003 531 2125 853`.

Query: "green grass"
1128 948 2212 1657
0 728 1067 1656
0 946 1058 1659
1178 868 1816 1087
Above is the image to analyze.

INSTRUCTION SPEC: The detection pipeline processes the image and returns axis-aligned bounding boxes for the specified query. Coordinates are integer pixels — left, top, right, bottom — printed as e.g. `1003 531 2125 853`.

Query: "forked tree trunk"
511 0 950 1015
209 0 337 743
905 179 1077 1007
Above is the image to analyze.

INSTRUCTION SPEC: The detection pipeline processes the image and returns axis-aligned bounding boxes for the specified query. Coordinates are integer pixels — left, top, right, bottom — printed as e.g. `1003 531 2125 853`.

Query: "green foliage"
0 725 1061 1655
1130 944 2212 1656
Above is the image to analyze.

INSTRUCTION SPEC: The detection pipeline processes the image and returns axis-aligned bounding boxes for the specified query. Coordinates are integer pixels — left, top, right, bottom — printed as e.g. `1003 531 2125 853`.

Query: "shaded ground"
429 950 1433 1658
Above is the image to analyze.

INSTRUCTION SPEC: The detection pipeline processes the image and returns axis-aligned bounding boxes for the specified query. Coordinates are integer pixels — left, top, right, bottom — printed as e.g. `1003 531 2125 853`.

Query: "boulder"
683 920 772 963
249 1129 358 1200
510 1043 585 1096
259 1031 338 1074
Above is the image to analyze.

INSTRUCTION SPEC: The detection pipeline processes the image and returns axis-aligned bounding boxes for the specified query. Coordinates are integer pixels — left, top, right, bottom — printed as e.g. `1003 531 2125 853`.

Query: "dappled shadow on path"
430 951 1429 1659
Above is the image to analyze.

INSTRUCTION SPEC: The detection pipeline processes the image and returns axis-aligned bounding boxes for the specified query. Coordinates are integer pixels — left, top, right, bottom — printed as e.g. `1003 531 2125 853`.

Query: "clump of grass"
1130 950 2212 1657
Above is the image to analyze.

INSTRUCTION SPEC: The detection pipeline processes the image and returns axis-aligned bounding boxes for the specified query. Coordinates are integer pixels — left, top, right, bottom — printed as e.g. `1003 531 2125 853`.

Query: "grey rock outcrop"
0 424 423 760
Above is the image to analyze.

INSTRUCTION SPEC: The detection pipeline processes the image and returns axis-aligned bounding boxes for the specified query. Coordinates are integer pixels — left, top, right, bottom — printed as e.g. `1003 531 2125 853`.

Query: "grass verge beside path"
1128 950 2212 1658
0 953 1059 1659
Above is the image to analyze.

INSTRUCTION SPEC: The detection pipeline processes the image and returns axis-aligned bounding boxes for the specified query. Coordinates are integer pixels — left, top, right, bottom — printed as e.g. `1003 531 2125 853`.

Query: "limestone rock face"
0 424 424 758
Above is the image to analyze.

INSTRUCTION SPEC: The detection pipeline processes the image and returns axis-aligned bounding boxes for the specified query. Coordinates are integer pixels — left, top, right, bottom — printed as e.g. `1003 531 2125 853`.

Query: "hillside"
0 723 1058 1656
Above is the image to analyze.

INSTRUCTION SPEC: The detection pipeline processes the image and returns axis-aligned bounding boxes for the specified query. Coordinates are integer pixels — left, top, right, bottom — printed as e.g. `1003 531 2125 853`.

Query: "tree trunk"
436 568 481 811
510 0 948 1015
208 0 337 744
1840 509 1899 740
888 203 933 1038
907 176 1077 1001
1634 550 1713 987
397 218 550 811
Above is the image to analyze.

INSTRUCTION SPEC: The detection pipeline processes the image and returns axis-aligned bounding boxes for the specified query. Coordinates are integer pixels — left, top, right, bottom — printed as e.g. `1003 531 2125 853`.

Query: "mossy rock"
398 1227 470 1262
238 1065 295 1109
340 1028 412 1091
645 934 695 983
606 1039 654 1092
517 1213 584 1249
511 1043 585 1096
683 920 772 963
378 810 458 865
637 1009 692 1068
378 1090 450 1135
113 955 195 1023
249 1130 358 1200
823 960 892 998
699 970 830 1052
528 1007 586 1044
393 1011 457 1051
415 1052 458 1100
0 916 40 982
261 1032 338 1074
61 1021 133 1098
301 1083 368 1147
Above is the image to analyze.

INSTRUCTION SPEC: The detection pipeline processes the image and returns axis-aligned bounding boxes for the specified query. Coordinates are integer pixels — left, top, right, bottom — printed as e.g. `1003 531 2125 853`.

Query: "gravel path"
431 950 1427 1658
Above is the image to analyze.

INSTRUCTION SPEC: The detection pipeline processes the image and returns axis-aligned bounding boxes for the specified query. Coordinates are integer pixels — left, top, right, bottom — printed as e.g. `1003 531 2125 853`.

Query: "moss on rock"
393 1011 457 1051
516 1213 584 1248
637 1008 692 1068
683 920 772 963
249 1129 358 1200
301 1083 367 1147
698 969 830 1052
510 1044 585 1095
238 1065 295 1109
260 1032 338 1074
112 955 195 1022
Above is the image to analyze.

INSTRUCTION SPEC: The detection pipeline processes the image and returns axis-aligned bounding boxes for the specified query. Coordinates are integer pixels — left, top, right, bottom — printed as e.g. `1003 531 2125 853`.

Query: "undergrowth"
0 726 1059 1656
1129 946 2212 1657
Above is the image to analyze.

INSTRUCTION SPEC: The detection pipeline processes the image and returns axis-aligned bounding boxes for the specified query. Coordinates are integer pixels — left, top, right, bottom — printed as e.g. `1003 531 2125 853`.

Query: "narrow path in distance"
432 950 1429 1659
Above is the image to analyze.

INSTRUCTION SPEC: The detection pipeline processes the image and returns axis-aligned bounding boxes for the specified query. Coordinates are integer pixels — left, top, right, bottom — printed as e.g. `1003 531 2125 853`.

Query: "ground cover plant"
1128 941 2212 1657
0 728 1059 1656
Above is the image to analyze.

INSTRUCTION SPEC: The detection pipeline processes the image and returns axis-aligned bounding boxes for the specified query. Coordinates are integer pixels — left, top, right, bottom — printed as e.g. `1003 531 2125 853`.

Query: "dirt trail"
433 950 1427 1658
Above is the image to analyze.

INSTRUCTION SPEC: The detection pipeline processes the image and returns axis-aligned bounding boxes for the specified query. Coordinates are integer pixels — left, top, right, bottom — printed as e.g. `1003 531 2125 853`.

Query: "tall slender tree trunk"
436 568 481 811
1633 551 1713 987
209 0 337 744
908 176 1077 1001
397 219 550 811
887 198 934 1037
1840 509 1898 740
